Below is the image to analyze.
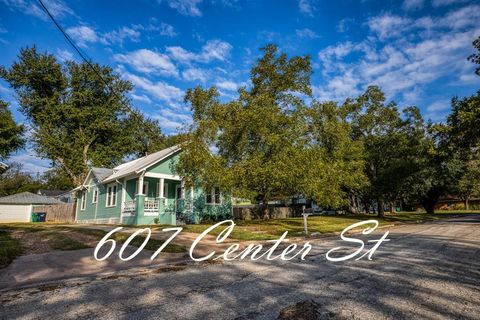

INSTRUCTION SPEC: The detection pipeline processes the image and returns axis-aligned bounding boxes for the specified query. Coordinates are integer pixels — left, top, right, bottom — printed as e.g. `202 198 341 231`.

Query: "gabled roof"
0 192 63 205
91 167 114 181
102 145 181 183
37 189 68 197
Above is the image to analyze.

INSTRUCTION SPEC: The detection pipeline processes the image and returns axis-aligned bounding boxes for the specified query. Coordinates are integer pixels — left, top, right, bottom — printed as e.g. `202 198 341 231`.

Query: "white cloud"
2 0 74 20
182 68 209 82
123 72 183 104
216 80 238 91
402 0 425 11
159 23 178 37
152 109 192 131
336 18 353 33
367 14 412 40
66 24 145 47
316 5 480 104
367 5 480 41
161 0 203 17
432 0 468 7
131 94 152 104
114 49 178 77
296 28 319 39
427 99 451 112
66 26 99 47
166 39 232 64
9 151 50 174
103 26 141 45
56 49 74 62
298 0 315 17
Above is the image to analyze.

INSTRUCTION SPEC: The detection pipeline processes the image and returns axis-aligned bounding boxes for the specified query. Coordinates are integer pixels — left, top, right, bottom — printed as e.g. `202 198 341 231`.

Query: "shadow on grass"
1 215 479 319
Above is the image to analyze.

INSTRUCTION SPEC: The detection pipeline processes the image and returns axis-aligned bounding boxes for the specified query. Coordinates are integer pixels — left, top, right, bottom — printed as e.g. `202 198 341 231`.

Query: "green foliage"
345 86 434 215
0 162 44 196
0 98 25 160
177 45 366 215
467 36 480 76
41 167 75 190
0 46 165 185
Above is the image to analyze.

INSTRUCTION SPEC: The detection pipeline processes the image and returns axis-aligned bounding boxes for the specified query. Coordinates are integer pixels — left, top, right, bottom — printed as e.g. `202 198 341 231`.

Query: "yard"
0 223 185 269
1 210 478 269
178 210 480 240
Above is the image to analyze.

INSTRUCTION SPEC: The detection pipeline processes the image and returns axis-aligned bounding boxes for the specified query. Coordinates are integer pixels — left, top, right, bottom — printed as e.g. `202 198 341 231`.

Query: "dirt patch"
278 300 321 320
9 229 52 255
155 263 188 273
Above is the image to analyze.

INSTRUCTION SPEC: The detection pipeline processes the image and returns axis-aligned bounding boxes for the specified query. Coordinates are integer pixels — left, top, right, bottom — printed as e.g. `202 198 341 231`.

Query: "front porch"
120 174 187 225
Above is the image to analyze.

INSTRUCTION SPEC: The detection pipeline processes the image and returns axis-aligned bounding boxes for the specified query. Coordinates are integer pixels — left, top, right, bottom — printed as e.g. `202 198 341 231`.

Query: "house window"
92 188 98 204
80 191 86 211
106 184 117 207
205 187 221 205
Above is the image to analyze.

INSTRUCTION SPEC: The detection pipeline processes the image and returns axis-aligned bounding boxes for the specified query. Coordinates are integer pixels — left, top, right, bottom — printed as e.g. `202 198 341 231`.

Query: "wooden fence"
33 203 76 223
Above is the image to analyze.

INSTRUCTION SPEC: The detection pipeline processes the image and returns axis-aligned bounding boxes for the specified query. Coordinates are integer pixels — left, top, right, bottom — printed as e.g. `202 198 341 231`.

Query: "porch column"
159 178 165 198
138 173 144 195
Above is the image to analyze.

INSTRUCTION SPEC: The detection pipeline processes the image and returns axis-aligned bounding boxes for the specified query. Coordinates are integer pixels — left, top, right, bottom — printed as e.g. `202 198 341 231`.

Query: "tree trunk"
421 188 442 214
390 201 395 214
346 192 360 214
378 199 385 218
465 198 469 211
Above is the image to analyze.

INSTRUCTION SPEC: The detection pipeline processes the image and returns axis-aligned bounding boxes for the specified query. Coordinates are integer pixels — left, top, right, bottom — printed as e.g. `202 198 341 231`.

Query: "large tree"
0 98 25 160
177 45 365 217
346 86 433 217
1 47 165 185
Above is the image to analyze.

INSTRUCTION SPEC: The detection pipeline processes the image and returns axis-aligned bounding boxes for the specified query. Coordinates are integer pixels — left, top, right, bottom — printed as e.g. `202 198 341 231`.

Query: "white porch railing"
122 200 136 215
144 198 159 212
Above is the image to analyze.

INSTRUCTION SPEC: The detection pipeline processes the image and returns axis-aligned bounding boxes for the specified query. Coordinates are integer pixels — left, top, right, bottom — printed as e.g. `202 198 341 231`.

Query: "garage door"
0 204 32 222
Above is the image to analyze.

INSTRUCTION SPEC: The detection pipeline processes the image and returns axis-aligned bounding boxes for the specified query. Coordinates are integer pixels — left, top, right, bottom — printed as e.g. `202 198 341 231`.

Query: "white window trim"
106 183 117 207
80 191 86 211
92 187 98 204
205 187 222 205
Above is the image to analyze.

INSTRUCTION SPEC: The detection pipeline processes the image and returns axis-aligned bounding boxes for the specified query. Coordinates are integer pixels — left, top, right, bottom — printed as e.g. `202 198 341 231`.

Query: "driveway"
1 215 479 319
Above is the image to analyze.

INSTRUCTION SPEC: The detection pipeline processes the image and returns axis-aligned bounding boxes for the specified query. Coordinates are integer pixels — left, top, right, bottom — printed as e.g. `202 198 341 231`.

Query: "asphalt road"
1 215 479 319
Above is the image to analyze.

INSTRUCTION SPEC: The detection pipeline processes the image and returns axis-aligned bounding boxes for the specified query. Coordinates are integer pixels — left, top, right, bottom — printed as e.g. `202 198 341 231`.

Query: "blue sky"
1 0 480 173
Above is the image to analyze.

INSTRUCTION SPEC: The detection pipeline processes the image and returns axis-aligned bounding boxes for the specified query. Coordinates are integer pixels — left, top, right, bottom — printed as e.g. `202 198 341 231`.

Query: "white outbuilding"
0 192 62 223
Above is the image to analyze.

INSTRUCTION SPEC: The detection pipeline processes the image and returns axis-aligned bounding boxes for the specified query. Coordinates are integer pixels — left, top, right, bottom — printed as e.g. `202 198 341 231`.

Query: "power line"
37 0 161 144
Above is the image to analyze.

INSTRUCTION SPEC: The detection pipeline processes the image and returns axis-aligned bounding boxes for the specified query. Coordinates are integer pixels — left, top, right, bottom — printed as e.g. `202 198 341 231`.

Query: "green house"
74 145 232 225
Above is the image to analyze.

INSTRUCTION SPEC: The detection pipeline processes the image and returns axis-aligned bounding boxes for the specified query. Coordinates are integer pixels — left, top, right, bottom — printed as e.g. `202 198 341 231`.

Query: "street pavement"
1 215 479 319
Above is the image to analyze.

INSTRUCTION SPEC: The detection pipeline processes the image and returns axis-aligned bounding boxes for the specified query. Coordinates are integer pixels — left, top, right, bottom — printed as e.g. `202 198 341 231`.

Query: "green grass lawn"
179 210 480 241
0 229 23 268
0 223 186 268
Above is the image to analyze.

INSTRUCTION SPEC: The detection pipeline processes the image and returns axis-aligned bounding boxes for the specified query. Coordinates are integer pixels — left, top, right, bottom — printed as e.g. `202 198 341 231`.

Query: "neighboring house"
0 162 8 174
75 145 232 226
0 192 62 223
37 189 75 203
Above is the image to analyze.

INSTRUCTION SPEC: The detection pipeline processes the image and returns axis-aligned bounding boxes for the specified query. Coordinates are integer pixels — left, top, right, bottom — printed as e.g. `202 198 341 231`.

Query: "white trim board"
144 172 181 180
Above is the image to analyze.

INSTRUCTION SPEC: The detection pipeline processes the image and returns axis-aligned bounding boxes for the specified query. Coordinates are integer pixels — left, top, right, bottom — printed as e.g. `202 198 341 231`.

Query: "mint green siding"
95 182 122 220
146 152 180 175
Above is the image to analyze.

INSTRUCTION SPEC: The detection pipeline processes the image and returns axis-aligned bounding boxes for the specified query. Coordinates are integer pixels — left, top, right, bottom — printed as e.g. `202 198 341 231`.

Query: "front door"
175 185 182 212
